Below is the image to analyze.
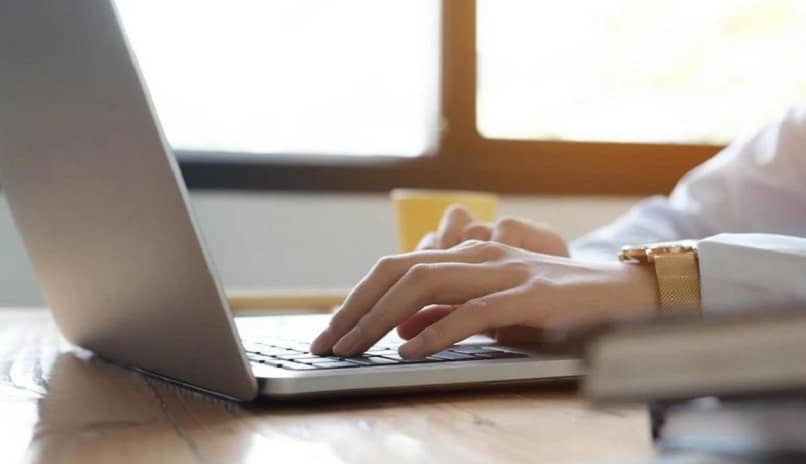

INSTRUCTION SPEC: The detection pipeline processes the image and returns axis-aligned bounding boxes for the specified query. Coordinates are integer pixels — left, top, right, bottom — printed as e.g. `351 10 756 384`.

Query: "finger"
461 222 492 242
398 307 523 343
396 305 455 340
490 217 529 248
491 217 569 256
331 261 522 356
398 289 532 358
310 243 500 354
416 232 438 250
435 205 473 249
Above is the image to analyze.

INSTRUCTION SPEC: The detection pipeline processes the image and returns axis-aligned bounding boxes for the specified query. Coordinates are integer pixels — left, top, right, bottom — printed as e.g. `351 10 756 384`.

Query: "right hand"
416 205 570 257
310 239 658 358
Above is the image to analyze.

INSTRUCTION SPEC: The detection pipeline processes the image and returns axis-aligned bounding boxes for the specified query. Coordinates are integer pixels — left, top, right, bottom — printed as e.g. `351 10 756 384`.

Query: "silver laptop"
0 0 581 400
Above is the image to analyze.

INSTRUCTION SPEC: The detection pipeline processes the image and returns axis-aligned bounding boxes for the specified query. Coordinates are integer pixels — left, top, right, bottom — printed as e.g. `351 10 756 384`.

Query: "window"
478 0 806 145
112 1 806 194
115 0 441 157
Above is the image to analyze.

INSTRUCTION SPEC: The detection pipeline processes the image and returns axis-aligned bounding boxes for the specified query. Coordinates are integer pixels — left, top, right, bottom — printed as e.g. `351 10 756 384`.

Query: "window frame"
178 0 721 195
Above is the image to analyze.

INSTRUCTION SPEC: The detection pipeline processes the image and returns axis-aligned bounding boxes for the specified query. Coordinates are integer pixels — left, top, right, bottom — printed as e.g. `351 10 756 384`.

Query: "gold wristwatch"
618 240 701 314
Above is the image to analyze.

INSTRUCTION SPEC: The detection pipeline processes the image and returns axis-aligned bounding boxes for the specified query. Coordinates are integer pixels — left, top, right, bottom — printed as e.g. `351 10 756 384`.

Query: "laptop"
0 0 581 400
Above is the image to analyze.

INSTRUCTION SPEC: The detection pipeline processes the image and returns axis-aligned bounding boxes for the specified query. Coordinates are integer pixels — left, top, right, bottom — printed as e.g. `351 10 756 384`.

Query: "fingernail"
399 337 426 359
332 328 361 356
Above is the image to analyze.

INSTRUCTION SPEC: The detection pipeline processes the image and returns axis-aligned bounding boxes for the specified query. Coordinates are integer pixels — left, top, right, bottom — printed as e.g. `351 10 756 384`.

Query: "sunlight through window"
115 0 441 157
478 0 806 145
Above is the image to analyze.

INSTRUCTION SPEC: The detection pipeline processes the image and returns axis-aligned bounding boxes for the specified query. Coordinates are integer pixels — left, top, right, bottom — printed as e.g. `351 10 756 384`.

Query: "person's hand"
404 205 570 345
310 241 659 358
417 205 569 257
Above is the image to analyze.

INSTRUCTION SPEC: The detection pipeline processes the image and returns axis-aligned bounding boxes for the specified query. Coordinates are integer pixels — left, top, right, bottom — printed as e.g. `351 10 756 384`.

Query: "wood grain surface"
0 308 653 464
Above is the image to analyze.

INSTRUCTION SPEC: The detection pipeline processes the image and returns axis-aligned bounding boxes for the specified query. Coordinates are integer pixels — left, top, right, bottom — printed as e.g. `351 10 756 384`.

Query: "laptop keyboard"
242 340 528 371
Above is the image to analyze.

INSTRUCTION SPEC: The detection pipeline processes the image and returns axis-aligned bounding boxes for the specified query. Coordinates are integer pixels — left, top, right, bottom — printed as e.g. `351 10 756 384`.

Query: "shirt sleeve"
570 106 806 261
698 233 806 314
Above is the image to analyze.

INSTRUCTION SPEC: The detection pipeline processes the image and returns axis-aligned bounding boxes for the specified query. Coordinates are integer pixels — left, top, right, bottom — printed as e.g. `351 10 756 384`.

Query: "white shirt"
570 106 806 314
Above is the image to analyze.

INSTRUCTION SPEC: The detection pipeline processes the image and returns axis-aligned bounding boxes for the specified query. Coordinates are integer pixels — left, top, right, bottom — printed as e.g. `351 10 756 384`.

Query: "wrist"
618 263 661 314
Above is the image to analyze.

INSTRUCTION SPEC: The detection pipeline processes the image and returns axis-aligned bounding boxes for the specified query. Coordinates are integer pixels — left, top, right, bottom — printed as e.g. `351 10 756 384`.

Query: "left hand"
416 205 570 257
310 240 659 358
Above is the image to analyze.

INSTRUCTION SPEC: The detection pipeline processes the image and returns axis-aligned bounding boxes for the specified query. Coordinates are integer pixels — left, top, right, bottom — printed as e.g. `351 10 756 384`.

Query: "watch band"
653 252 700 312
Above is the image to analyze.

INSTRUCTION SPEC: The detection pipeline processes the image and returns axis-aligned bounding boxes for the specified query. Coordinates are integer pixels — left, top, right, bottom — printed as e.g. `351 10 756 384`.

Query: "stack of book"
583 310 806 463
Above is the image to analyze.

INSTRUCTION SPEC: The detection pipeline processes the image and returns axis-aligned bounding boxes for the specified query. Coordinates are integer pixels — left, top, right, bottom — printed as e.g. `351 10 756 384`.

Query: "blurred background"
3 0 806 305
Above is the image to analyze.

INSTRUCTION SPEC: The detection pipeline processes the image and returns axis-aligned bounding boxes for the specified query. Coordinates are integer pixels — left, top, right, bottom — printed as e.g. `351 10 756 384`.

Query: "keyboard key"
367 346 397 353
247 354 284 368
243 339 306 353
430 351 479 361
365 348 399 356
309 360 362 369
273 352 311 360
378 353 438 363
280 361 318 371
364 357 401 365
449 346 500 355
292 355 331 362
246 353 274 363
242 341 270 352
370 345 399 352
249 347 299 356
367 343 399 349
307 356 349 363
476 350 528 359
342 356 401 366
339 355 371 363
282 340 311 348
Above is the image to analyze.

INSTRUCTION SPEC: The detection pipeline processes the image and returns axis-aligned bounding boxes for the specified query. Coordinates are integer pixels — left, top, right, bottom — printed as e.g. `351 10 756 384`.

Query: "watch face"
647 240 698 254
618 246 649 263
619 240 698 263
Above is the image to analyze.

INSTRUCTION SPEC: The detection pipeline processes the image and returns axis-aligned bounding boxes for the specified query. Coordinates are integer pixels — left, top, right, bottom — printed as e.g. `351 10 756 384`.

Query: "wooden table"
0 308 653 464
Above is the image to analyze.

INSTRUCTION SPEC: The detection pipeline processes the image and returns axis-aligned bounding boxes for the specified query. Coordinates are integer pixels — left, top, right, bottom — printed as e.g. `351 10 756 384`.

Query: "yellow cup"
391 189 499 252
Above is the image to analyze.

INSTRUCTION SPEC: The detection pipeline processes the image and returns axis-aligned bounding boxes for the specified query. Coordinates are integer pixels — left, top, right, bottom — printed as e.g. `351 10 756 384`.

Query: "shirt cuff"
698 233 806 314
